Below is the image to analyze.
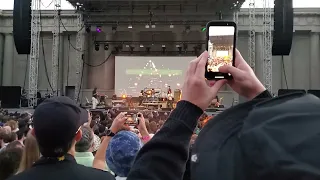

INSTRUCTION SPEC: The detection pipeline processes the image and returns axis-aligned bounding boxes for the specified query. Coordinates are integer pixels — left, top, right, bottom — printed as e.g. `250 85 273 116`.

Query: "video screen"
207 26 235 72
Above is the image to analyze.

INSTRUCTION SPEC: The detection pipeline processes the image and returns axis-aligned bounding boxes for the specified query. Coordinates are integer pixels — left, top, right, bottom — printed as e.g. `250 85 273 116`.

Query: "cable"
66 36 70 86
67 36 112 67
281 55 289 89
39 3 54 93
23 55 29 90
76 61 85 103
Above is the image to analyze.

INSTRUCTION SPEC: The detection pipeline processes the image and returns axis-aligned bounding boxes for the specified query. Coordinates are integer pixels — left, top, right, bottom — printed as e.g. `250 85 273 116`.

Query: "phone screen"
206 24 236 79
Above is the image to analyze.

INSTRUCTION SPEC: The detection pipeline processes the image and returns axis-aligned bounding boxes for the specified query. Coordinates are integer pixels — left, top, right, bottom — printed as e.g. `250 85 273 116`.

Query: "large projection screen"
115 56 196 97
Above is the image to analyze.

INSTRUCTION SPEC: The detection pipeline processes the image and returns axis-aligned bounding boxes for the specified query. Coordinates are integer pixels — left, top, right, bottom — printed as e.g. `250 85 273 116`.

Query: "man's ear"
75 129 82 142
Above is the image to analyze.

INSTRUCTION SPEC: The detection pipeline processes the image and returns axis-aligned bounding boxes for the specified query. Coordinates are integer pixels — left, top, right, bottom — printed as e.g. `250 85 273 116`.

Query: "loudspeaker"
278 89 306 96
272 0 293 56
307 90 320 98
13 0 32 54
65 86 75 100
0 86 21 108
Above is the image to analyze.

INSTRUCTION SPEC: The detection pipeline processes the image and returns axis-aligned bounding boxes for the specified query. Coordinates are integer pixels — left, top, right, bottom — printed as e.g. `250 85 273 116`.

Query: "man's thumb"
219 65 242 77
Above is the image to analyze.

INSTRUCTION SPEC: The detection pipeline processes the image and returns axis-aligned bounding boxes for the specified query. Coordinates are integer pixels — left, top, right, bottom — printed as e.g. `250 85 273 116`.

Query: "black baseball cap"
192 93 320 180
33 96 88 157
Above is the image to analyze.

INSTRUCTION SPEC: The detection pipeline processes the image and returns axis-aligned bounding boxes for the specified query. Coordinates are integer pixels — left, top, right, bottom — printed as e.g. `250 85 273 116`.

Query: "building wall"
0 8 319 105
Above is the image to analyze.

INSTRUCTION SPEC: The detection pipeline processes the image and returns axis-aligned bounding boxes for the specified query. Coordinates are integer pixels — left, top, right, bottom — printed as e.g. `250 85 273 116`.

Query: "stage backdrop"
115 56 196 97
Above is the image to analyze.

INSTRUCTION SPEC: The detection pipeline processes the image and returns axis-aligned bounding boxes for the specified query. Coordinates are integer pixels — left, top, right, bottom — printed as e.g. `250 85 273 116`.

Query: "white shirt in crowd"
115 177 127 180
92 97 99 109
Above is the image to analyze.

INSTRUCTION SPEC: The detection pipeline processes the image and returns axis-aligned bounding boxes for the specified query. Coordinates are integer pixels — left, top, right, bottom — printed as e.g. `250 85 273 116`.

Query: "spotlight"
151 24 156 28
140 44 144 48
183 44 188 51
85 25 91 33
112 26 117 34
178 47 182 54
95 43 100 51
130 46 134 54
170 24 174 28
128 24 133 29
146 47 151 53
96 26 102 33
162 45 166 54
145 24 150 28
104 44 109 51
185 26 191 34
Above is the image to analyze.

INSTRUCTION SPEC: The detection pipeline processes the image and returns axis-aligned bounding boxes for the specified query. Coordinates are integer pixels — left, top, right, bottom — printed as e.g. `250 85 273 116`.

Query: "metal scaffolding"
262 0 273 92
51 0 61 96
248 0 256 71
74 12 85 103
233 11 239 44
28 0 41 107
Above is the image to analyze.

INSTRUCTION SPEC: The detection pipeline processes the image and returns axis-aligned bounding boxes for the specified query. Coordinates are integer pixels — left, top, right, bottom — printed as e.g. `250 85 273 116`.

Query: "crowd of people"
1 49 319 180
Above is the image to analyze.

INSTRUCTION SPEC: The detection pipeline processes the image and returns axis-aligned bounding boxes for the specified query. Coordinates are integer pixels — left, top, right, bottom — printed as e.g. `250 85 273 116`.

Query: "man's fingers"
195 51 209 77
210 80 227 95
234 49 245 67
187 51 205 76
219 65 243 78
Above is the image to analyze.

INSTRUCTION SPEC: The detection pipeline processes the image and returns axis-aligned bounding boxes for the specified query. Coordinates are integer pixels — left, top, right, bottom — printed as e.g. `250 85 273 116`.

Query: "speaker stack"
13 0 32 54
272 0 294 56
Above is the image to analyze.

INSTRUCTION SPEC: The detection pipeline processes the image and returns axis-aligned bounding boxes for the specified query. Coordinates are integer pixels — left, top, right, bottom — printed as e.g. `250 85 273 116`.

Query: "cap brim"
78 108 89 127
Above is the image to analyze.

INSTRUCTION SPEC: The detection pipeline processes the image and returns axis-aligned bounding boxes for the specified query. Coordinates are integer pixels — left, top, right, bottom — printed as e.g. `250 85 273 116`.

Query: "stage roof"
66 0 245 14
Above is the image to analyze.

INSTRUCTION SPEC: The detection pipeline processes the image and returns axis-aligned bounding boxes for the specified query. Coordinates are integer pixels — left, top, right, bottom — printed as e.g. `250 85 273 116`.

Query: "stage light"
140 44 144 48
146 47 151 53
185 26 191 34
170 24 174 28
130 46 134 54
128 24 133 29
85 25 91 33
104 44 109 51
201 27 206 32
151 24 156 28
96 26 102 33
162 45 166 54
145 24 150 28
95 43 100 51
178 47 182 54
122 94 127 99
183 44 188 51
112 26 117 34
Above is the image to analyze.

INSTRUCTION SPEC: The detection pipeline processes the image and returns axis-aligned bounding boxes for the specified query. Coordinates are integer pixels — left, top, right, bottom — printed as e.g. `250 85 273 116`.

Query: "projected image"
115 56 195 97
207 26 235 72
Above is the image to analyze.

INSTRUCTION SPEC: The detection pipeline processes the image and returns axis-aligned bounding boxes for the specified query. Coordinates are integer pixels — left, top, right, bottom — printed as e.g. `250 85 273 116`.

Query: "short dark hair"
6 140 23 149
0 148 23 180
16 127 27 140
75 126 93 152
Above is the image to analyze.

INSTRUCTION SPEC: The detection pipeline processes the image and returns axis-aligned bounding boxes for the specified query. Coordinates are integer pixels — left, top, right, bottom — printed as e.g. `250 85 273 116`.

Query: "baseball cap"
33 96 88 157
106 130 143 177
191 92 320 180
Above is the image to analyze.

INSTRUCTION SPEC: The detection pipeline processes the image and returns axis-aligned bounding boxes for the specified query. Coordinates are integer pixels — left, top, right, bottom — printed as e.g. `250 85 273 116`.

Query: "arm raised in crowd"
127 50 269 180
127 52 226 180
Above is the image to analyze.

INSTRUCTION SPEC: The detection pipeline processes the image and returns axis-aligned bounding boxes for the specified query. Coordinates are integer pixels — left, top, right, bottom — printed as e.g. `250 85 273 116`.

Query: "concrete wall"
0 8 320 106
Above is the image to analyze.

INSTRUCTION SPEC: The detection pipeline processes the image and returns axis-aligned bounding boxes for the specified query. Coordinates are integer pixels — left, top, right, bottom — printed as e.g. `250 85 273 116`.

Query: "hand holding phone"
205 21 237 80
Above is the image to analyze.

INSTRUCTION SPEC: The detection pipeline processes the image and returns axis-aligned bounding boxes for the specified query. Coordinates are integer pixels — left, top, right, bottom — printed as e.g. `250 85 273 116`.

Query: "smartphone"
126 113 138 126
205 21 237 80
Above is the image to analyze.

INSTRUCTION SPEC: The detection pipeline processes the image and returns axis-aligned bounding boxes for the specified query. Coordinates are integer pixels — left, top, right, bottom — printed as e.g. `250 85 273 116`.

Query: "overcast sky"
1 0 320 10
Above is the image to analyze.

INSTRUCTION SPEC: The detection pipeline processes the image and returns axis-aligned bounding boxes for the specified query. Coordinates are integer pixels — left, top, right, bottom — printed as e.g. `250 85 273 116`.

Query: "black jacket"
127 91 272 180
7 154 115 180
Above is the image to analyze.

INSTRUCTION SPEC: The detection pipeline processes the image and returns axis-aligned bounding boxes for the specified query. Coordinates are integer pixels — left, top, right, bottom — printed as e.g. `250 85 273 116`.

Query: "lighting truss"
248 0 256 71
74 12 85 103
28 0 41 107
51 0 61 96
262 0 273 92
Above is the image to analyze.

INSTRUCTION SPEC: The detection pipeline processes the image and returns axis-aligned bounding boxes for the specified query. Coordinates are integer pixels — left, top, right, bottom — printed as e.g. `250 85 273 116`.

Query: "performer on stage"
92 88 99 109
167 86 173 109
